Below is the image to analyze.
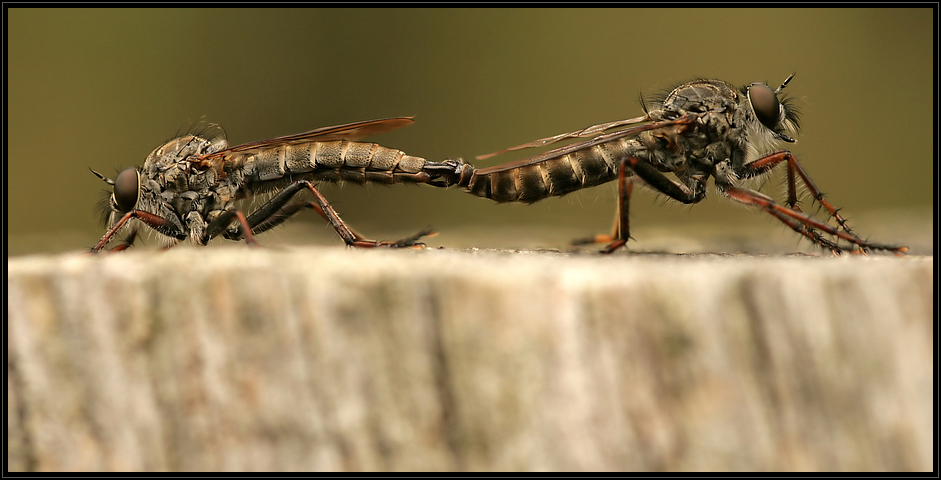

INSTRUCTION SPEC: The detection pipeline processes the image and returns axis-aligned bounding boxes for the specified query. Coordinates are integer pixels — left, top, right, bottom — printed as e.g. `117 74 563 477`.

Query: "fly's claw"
389 229 438 248
354 229 437 249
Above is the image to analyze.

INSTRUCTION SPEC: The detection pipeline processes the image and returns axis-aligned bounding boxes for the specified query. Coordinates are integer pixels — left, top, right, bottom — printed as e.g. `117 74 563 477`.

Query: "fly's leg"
572 161 634 253
610 155 900 254
243 200 435 248
85 226 139 255
106 225 140 252
222 180 432 248
741 151 837 250
721 186 907 254
91 210 187 253
743 151 852 229
740 150 906 254
603 163 635 253
623 157 706 204
204 209 259 247
578 157 705 254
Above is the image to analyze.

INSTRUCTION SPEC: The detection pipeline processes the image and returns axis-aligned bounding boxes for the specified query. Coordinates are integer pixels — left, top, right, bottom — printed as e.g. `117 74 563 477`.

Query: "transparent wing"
474 115 696 176
476 115 650 161
197 116 414 161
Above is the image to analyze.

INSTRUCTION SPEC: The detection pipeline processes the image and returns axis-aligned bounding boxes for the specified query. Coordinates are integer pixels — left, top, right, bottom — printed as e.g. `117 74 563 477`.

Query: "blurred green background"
7 8 933 255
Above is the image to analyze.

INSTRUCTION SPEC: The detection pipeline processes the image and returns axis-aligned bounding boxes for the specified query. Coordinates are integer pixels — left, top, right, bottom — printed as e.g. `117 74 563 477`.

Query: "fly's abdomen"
464 143 623 204
244 141 429 185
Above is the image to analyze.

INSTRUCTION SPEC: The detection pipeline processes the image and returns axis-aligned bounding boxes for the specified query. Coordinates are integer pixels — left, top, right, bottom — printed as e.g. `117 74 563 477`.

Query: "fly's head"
91 166 141 227
91 165 175 226
91 164 190 248
741 73 801 157
92 125 228 235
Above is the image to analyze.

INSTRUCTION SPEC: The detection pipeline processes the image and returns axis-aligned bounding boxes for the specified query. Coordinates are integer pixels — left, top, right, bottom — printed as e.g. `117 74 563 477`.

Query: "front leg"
91 210 187 253
738 150 907 254
721 185 907 255
105 225 140 252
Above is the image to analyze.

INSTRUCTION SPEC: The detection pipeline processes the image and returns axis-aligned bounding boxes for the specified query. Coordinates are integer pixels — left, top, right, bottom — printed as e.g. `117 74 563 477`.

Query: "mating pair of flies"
91 74 907 255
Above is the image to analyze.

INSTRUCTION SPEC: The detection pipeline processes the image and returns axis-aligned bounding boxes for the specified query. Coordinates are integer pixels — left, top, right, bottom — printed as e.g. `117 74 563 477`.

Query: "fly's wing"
196 116 415 161
475 115 650 161
474 115 697 175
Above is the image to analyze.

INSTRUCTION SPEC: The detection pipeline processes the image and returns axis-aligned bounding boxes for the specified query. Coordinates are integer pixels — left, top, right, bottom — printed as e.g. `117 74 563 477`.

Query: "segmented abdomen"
462 141 628 203
236 141 429 186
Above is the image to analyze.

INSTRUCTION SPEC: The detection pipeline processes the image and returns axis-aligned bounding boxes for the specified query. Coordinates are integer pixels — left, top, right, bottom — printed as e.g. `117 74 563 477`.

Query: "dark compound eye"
112 167 140 213
747 82 781 131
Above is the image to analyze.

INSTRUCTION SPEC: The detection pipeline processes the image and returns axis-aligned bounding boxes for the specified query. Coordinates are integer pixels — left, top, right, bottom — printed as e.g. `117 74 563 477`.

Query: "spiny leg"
722 185 907 254
106 225 140 252
243 200 434 248
577 157 705 254
608 157 707 253
222 180 432 248
91 210 187 253
741 150 868 251
740 150 837 250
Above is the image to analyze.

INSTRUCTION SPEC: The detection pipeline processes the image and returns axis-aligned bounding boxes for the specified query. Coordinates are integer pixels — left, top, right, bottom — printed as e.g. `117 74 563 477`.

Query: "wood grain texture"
7 248 933 471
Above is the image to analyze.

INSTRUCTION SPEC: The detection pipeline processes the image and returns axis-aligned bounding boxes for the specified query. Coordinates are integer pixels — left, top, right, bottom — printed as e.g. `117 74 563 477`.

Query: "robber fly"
434 74 907 255
91 117 457 252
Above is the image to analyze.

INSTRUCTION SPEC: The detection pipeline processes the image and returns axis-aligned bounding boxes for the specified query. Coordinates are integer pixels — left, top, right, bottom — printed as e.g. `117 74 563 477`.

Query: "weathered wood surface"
7 248 933 471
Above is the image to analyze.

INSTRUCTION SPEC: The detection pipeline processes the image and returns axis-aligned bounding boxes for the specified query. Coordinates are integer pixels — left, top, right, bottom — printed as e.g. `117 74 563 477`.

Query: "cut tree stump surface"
7 248 933 471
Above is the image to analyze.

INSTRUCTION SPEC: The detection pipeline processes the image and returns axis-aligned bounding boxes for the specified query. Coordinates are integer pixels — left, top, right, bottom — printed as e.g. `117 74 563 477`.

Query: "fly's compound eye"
112 167 140 213
747 82 781 131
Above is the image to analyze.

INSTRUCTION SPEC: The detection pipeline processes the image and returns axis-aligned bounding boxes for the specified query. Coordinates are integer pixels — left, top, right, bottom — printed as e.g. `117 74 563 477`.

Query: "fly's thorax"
138 154 220 212
653 79 741 119
633 111 732 173
139 134 226 196
143 134 227 171
641 80 744 169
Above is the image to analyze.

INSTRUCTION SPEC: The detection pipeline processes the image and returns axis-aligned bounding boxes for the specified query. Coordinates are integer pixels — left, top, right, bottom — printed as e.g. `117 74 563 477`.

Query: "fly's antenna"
90 168 116 186
775 72 796 94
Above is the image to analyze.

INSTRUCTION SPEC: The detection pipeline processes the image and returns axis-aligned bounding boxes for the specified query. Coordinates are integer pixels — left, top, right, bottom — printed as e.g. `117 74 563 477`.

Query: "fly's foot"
572 233 632 253
572 233 616 246
601 238 628 254
352 229 438 249
387 229 438 248
863 243 909 255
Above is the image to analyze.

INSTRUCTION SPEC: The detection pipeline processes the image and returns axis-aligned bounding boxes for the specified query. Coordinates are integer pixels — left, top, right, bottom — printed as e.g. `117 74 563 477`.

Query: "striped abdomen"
457 140 634 203
233 141 431 187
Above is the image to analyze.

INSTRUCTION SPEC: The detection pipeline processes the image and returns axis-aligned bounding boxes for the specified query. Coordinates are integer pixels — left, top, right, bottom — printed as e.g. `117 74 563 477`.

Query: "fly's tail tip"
424 158 474 188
